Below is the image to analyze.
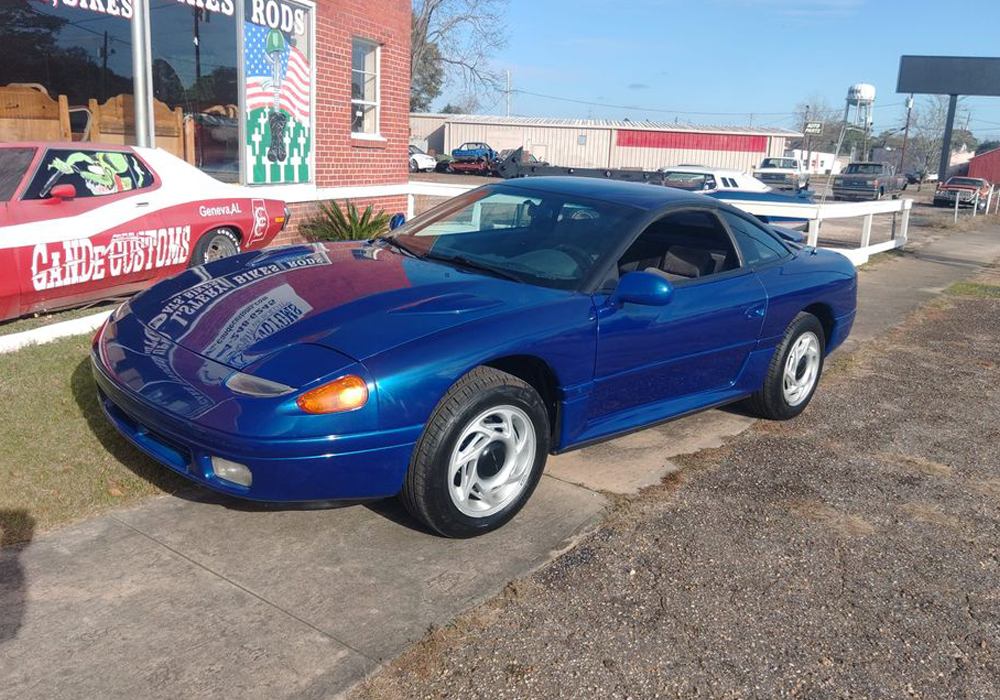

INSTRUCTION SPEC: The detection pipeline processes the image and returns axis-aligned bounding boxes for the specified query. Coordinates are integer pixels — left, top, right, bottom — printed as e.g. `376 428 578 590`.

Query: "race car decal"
46 151 146 196
250 199 268 242
31 226 191 291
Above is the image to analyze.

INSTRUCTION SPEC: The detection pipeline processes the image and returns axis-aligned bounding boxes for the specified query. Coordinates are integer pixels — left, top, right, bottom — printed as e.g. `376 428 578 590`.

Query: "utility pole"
505 70 511 117
804 104 812 175
899 94 913 175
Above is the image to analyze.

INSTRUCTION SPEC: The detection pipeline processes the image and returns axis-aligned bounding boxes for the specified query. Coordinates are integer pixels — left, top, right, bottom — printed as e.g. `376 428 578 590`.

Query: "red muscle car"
0 143 289 323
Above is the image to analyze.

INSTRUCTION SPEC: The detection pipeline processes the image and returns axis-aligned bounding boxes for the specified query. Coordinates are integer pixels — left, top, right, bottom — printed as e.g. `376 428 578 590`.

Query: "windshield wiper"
422 253 522 283
375 236 419 258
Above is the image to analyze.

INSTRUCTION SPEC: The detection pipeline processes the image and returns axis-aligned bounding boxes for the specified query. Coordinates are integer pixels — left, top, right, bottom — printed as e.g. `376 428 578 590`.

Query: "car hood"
127 241 559 373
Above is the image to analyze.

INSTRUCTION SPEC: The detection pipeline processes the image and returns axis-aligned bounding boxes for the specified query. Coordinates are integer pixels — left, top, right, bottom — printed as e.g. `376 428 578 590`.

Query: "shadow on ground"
0 510 35 645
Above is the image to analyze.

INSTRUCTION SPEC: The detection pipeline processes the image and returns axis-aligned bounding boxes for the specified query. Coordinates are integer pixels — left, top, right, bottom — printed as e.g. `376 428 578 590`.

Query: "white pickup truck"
753 157 810 192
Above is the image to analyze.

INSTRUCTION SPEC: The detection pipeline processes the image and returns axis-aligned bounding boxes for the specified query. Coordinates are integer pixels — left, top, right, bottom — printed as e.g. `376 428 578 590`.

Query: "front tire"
189 227 240 267
749 313 825 420
401 366 550 538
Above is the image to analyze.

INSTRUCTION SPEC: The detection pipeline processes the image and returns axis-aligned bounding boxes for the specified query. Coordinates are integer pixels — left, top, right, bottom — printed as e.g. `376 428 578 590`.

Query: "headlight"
296 375 369 414
225 371 295 397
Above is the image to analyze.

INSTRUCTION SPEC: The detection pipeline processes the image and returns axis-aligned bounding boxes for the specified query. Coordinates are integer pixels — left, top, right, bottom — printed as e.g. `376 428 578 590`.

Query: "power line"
511 89 799 117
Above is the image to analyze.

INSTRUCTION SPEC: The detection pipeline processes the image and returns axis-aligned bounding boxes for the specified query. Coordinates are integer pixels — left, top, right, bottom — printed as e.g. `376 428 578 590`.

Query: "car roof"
494 176 707 211
0 141 133 151
663 166 746 176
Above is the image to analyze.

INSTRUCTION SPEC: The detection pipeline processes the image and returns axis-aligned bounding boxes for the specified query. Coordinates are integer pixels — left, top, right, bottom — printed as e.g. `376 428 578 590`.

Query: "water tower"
843 83 876 160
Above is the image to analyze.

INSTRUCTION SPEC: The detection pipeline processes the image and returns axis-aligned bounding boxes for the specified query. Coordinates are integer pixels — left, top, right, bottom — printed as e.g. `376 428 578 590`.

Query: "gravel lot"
355 275 1000 700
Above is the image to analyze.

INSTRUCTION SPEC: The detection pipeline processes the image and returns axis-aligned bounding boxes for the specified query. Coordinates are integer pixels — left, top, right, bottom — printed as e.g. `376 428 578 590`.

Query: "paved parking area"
2 225 1000 699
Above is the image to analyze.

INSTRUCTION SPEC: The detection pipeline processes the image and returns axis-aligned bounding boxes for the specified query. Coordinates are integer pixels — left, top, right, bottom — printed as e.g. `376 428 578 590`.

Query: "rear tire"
189 227 240 267
749 313 825 420
401 366 550 538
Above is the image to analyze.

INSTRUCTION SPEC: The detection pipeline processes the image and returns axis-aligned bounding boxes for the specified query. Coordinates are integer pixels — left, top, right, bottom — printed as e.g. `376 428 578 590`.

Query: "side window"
705 175 717 190
614 209 740 286
722 211 789 267
23 149 153 200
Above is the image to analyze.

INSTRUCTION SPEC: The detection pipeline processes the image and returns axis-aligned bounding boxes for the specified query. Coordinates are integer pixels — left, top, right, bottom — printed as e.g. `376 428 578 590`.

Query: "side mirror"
609 270 674 307
49 184 76 201
389 212 406 230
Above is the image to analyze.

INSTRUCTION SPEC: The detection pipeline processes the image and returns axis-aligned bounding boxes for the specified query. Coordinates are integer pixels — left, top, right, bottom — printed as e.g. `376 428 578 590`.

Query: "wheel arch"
802 302 835 349
483 354 561 442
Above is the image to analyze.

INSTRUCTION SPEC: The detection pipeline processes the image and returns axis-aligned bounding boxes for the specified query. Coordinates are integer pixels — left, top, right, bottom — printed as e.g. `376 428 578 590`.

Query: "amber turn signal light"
296 375 369 414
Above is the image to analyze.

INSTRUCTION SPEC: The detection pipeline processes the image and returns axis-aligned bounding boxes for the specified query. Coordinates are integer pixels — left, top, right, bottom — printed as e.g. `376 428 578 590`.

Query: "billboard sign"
897 56 1000 97
804 121 823 135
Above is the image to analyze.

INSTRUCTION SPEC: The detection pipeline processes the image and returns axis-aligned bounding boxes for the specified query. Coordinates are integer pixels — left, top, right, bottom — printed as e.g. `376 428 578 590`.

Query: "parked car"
0 143 288 323
448 142 498 175
92 177 857 537
933 176 991 209
492 149 548 176
754 157 810 191
408 145 437 173
659 166 814 229
831 162 907 201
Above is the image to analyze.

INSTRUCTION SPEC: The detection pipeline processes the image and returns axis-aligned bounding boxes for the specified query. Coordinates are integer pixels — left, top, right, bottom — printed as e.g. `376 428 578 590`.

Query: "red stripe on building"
616 130 768 153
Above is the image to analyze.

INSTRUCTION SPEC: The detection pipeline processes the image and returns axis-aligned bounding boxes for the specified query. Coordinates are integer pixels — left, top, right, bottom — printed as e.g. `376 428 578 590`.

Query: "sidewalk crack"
109 514 377 664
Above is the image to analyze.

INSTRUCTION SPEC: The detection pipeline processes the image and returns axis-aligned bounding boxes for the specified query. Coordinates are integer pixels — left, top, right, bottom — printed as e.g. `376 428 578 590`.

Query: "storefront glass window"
151 3 240 182
0 0 134 144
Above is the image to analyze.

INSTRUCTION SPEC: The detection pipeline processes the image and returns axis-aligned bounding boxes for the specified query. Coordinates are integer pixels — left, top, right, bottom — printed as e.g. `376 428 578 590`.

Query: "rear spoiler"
770 226 807 245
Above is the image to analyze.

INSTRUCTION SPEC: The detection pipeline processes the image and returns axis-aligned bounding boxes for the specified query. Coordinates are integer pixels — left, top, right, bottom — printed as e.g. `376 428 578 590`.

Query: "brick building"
1 0 412 245
277 0 412 245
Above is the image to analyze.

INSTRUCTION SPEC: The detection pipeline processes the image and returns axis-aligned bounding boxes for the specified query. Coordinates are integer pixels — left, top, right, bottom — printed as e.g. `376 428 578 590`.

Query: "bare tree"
909 95 974 174
789 95 843 153
411 0 508 110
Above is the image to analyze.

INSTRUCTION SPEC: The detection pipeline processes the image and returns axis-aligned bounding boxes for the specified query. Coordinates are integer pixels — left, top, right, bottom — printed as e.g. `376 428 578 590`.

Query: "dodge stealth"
92 177 857 537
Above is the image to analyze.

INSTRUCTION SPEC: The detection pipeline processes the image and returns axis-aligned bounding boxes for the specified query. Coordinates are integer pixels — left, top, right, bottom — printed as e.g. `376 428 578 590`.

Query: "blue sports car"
92 177 857 537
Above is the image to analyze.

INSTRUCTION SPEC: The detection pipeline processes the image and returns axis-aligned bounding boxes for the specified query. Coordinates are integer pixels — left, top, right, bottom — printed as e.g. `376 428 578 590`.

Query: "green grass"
0 335 186 547
0 302 116 337
945 281 1000 299
859 250 905 269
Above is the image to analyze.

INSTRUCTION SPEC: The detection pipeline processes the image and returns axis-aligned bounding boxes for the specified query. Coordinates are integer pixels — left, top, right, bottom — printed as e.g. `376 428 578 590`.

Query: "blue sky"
461 0 1000 140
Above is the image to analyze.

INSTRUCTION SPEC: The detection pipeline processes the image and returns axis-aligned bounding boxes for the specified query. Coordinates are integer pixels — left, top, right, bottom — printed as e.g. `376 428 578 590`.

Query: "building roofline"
409 113 802 137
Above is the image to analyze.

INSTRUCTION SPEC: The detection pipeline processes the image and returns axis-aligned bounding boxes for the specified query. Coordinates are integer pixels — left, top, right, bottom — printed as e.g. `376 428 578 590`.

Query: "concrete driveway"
2 225 1000 699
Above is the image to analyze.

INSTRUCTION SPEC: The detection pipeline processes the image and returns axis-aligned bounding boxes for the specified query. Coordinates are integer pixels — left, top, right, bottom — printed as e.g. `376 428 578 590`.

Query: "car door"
589 208 767 423
0 146 40 321
9 147 161 314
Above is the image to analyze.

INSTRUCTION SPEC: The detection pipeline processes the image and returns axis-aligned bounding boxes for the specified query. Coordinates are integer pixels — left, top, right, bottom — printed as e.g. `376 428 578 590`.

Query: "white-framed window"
351 38 380 137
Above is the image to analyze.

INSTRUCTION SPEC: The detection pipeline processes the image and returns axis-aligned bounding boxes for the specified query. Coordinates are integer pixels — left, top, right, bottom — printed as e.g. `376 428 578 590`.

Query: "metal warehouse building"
411 113 800 173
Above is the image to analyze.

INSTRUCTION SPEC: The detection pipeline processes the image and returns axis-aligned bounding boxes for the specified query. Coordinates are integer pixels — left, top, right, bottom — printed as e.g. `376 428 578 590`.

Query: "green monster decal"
43 151 145 197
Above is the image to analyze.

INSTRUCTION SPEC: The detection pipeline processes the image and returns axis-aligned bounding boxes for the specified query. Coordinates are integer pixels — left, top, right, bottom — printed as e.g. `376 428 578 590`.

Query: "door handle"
744 303 766 320
135 201 150 208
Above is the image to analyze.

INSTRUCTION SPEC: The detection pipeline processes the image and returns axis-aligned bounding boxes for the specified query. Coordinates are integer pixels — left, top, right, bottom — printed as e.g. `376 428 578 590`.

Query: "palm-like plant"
300 200 391 242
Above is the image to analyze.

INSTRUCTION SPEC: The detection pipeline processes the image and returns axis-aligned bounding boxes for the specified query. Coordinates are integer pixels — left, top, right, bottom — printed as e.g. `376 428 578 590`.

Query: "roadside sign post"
955 189 961 223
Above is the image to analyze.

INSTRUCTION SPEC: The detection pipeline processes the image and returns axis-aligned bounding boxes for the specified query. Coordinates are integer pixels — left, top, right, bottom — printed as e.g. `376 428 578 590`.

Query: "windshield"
946 177 981 187
844 163 882 175
761 158 796 169
661 171 713 191
0 147 36 202
386 185 638 291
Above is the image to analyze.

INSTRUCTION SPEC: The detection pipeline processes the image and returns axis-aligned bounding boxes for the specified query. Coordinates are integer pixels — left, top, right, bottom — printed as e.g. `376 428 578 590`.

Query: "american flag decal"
244 22 310 123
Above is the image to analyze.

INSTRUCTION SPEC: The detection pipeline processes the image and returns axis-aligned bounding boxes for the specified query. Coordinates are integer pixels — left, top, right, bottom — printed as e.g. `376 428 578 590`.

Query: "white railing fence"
406 181 914 267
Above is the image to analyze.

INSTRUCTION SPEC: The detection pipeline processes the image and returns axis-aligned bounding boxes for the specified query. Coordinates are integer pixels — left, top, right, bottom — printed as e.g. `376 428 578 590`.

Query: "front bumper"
934 191 978 206
832 186 879 200
92 354 419 502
